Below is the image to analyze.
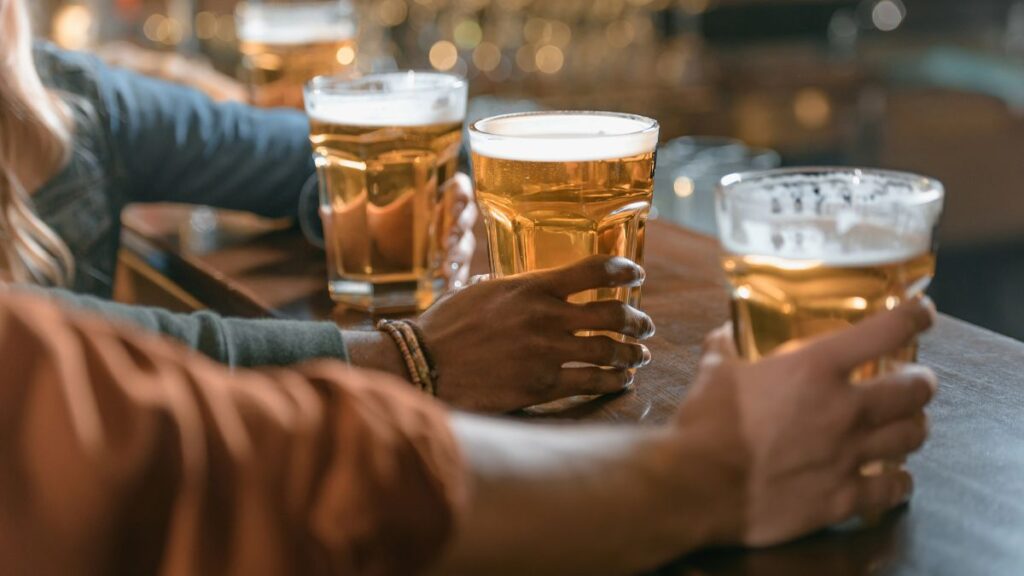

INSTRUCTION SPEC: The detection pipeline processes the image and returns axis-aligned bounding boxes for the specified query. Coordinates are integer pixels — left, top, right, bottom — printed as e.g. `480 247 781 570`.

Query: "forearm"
15 286 347 368
343 330 409 380
435 415 729 576
35 283 419 383
0 291 465 575
101 62 314 217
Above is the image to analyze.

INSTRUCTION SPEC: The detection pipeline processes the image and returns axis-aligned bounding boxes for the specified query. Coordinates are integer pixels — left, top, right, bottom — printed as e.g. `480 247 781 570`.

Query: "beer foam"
238 22 356 45
469 112 659 162
719 169 942 208
238 4 356 45
717 169 943 266
722 239 928 267
306 73 467 126
720 217 933 266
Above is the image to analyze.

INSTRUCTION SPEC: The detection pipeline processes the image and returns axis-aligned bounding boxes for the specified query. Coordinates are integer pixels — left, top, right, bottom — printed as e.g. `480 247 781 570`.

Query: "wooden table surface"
122 204 1024 576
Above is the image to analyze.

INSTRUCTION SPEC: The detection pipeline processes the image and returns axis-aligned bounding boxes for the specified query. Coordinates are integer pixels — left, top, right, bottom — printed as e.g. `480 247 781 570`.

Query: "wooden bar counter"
120 204 1024 576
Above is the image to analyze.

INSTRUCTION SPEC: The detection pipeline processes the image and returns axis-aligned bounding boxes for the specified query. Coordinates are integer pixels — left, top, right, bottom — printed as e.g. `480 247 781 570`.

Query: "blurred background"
33 0 1024 341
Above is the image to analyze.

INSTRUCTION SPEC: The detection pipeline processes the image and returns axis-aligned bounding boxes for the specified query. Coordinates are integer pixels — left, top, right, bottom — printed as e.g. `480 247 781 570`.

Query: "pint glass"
716 168 944 378
237 0 357 108
305 72 467 312
469 111 660 309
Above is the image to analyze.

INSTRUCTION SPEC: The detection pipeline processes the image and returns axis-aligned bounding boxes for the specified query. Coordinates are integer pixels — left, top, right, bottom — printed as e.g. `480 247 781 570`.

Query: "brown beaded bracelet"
377 319 437 396
402 320 437 379
377 320 426 392
394 321 436 396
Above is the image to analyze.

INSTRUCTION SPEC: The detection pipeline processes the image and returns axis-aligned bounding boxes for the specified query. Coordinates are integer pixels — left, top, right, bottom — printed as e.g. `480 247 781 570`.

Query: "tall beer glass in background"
717 168 944 379
305 72 467 312
469 112 660 310
237 0 357 108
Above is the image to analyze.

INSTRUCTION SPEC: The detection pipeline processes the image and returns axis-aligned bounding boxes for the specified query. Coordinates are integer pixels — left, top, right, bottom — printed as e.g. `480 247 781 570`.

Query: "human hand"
675 297 937 548
437 173 478 290
414 255 655 412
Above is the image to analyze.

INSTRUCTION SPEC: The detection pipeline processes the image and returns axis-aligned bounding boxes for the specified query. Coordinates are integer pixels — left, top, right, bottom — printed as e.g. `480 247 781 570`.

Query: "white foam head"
717 168 944 265
237 1 356 45
469 112 659 162
720 218 931 266
305 72 467 127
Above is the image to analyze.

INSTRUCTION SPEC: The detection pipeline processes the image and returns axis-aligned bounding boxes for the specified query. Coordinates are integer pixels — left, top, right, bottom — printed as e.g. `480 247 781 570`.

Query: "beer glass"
305 72 467 312
237 0 357 108
469 111 660 310
717 167 944 378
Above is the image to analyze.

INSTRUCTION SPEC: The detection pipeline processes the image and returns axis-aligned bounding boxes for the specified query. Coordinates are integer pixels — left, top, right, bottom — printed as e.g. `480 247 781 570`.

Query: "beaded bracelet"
377 320 424 390
377 319 438 396
402 320 438 395
403 321 437 376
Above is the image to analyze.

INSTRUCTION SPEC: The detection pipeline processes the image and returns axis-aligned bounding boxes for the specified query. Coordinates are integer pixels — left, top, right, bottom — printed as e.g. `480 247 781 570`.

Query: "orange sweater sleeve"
0 292 466 576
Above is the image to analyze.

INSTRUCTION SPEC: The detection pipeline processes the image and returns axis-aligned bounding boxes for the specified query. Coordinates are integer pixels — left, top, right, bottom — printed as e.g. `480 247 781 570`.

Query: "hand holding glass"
469 111 659 312
716 168 944 379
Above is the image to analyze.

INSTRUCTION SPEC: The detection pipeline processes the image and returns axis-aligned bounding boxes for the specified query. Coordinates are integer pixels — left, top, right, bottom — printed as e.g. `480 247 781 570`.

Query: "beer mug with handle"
236 0 357 109
717 167 944 381
305 72 468 312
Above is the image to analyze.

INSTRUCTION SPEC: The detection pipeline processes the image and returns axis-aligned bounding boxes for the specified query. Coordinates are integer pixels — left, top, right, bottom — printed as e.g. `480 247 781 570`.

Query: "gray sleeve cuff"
207 317 350 368
13 285 348 368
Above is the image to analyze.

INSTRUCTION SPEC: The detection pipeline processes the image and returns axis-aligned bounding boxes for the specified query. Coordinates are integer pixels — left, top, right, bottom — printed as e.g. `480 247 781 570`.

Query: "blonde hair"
0 0 75 286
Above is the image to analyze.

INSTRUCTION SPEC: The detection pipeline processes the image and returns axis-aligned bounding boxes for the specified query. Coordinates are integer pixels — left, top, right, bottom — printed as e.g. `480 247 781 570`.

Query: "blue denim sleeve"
98 63 316 219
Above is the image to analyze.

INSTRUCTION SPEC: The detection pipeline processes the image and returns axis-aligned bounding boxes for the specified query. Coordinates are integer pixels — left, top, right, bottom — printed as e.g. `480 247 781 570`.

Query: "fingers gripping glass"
716 167 944 379
468 111 660 312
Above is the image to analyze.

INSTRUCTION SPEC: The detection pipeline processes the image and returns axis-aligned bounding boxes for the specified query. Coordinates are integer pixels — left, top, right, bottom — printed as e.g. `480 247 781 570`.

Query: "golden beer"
239 38 356 108
237 1 357 109
470 112 660 308
717 169 945 378
305 73 467 311
725 249 935 378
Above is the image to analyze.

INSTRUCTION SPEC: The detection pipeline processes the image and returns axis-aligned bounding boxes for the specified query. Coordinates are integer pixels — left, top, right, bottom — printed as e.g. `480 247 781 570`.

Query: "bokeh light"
673 177 695 198
164 18 184 45
374 0 409 27
429 40 459 71
336 45 357 66
53 4 93 50
473 42 503 72
872 0 906 32
195 11 217 40
550 21 573 48
143 13 165 43
605 20 635 48
523 17 550 44
535 45 564 74
454 19 483 49
794 88 833 129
